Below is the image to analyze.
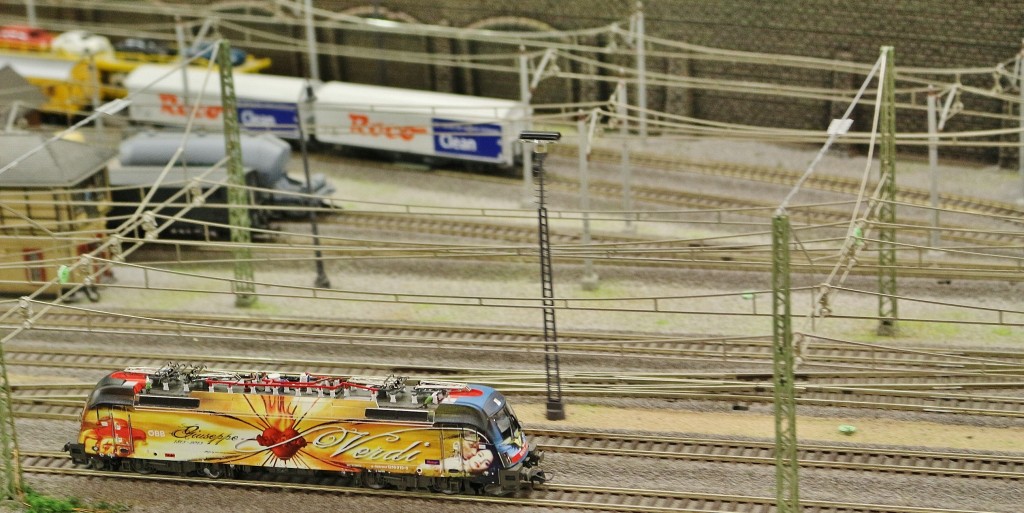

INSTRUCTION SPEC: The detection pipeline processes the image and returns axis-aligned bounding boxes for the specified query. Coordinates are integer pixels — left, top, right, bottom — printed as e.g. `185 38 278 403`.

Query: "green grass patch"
22 488 126 513
896 320 963 339
575 283 626 299
244 299 282 316
990 325 1016 338
409 303 459 324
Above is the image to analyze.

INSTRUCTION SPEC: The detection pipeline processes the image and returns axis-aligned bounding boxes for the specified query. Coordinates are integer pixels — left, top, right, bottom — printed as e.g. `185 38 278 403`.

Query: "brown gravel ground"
8 136 1024 512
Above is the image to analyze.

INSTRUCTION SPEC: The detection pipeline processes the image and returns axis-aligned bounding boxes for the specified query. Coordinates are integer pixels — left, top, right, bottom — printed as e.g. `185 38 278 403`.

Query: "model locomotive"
65 363 546 495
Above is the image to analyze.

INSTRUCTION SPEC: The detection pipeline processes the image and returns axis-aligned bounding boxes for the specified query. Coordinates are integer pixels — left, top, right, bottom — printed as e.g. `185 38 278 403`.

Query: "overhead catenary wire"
0 4 1019 364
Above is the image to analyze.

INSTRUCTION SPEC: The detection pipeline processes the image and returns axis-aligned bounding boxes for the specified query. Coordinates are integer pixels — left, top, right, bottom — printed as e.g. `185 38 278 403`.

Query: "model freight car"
122 64 527 169
65 363 546 495
123 64 307 139
109 130 334 238
311 81 526 167
107 164 267 240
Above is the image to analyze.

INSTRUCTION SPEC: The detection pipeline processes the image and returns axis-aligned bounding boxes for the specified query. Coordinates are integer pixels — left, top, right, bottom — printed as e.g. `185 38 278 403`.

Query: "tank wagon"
65 363 546 495
109 130 334 238
123 64 527 169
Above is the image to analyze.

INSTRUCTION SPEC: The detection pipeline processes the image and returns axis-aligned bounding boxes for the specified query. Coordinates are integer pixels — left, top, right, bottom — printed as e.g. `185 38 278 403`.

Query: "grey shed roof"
0 65 46 109
0 132 116 187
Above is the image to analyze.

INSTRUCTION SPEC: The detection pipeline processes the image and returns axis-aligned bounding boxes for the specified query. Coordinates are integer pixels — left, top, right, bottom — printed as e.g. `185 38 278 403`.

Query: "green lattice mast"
218 41 257 307
0 335 23 501
877 46 898 335
771 212 800 513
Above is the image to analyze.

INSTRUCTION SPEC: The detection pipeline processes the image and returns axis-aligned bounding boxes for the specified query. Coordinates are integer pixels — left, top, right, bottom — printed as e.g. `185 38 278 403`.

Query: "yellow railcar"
0 51 95 115
0 47 272 116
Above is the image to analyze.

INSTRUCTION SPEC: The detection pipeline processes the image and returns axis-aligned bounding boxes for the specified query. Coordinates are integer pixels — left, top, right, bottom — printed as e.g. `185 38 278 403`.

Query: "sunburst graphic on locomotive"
73 379 502 477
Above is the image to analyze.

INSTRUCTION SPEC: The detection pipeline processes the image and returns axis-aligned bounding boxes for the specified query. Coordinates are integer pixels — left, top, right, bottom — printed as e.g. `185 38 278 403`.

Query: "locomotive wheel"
429 478 463 495
333 472 355 487
361 471 386 489
483 483 506 496
130 459 153 474
201 464 226 479
87 457 107 470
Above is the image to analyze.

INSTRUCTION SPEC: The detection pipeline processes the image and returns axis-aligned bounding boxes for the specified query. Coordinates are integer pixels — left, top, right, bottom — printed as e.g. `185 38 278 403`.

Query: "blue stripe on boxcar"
432 118 503 161
238 101 300 138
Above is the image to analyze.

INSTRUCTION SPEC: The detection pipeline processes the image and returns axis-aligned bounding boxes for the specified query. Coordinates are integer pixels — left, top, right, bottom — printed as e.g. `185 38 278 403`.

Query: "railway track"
7 347 1024 417
9 311 1024 371
532 429 1024 480
18 401 1024 481
269 209 1024 281
543 171 1022 251
557 145 1024 222
125 152 1022 280
20 451 1015 512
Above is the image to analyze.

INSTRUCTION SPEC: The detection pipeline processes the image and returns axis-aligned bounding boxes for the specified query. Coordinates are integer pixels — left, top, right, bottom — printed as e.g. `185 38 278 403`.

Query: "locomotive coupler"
63 442 88 465
523 443 544 466
524 466 548 485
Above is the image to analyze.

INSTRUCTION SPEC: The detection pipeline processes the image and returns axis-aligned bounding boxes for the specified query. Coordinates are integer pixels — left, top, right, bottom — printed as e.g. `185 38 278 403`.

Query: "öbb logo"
349 114 426 141
159 94 223 120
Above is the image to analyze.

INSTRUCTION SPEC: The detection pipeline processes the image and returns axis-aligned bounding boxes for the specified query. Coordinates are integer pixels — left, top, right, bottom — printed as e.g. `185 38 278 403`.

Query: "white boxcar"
123 64 308 138
313 82 526 167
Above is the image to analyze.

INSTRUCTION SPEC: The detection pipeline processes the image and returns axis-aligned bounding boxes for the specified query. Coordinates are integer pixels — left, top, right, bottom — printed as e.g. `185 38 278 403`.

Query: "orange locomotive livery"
65 363 546 495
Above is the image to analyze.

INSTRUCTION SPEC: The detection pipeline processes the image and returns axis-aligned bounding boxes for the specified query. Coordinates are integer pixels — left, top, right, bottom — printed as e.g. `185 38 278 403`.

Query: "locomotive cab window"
491 405 522 444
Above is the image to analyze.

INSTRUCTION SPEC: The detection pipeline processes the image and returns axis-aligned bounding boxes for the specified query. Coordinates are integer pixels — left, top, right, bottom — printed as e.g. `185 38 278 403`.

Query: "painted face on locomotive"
448 386 529 470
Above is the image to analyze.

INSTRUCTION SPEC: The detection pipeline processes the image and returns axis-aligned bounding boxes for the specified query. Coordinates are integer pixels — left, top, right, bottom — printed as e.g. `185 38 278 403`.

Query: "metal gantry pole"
1018 43 1024 206
175 17 190 112
218 41 257 307
304 0 320 82
617 76 635 233
87 52 103 130
634 1 647 140
877 46 898 336
926 86 940 249
0 330 23 501
519 47 535 207
577 112 598 290
520 130 565 421
771 213 800 513
299 83 329 288
25 0 35 26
